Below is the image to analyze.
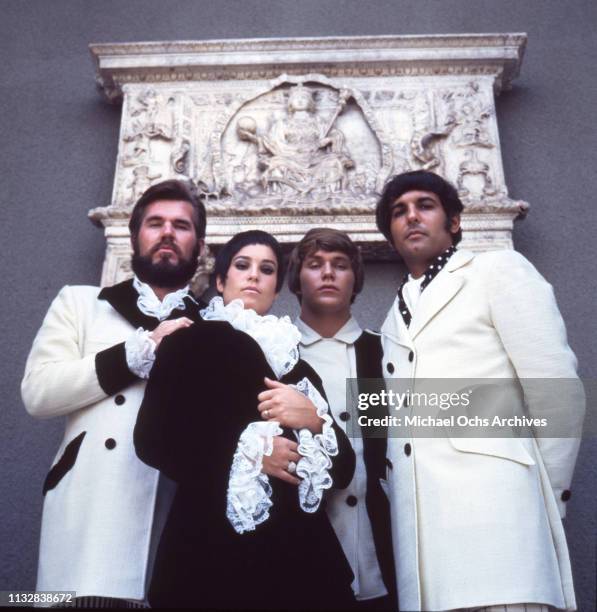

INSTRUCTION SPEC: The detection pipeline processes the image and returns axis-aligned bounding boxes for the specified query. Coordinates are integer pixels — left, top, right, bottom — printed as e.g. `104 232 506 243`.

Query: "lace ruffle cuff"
124 328 157 379
293 377 339 513
226 421 283 534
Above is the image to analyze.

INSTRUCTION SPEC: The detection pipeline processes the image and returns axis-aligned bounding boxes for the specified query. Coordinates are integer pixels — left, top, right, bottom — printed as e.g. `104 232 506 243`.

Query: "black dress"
134 319 356 610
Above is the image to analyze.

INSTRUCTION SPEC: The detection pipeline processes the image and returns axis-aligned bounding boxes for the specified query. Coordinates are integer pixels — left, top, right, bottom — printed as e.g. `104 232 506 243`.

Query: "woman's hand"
258 377 324 434
261 437 301 486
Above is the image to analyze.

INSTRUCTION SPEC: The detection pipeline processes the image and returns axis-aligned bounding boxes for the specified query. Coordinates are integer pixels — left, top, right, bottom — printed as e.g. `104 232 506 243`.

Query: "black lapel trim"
354 331 383 381
99 279 159 330
354 331 385 419
178 295 204 323
98 279 203 329
42 432 86 495
354 332 396 596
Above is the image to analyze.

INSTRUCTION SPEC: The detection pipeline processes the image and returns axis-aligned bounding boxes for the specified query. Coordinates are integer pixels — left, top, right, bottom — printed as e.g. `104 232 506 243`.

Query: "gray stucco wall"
1 1 595 609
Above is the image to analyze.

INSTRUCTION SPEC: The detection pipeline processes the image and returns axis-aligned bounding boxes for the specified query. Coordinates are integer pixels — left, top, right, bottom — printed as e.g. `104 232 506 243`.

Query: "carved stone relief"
116 89 193 206
201 75 392 215
88 34 529 288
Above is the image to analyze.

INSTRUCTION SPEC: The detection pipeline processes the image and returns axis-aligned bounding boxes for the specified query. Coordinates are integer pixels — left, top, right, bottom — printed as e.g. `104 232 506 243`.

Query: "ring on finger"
288 461 297 474
264 409 270 418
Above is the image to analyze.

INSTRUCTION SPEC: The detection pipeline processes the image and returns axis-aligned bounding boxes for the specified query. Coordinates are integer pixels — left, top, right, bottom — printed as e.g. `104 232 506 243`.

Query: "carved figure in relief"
456 149 497 197
132 89 175 140
440 83 494 148
128 165 162 204
122 131 150 167
451 100 493 148
233 116 266 193
351 162 378 197
123 89 175 169
237 84 354 197
410 93 453 171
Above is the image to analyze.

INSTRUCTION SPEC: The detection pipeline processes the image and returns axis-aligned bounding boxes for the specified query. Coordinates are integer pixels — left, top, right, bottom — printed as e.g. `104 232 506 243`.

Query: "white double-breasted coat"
380 249 583 611
21 280 199 601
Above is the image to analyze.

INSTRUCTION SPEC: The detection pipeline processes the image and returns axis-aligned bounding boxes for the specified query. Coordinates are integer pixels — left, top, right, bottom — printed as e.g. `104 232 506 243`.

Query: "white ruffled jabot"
125 277 194 379
133 275 192 322
198 297 339 534
200 297 300 378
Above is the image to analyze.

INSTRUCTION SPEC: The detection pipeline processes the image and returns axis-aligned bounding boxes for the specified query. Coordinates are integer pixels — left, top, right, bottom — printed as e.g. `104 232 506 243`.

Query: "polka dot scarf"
397 246 457 327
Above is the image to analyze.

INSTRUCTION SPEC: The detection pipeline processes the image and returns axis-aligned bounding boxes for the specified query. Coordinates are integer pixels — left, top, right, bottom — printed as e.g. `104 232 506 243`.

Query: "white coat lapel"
408 250 473 340
381 296 413 349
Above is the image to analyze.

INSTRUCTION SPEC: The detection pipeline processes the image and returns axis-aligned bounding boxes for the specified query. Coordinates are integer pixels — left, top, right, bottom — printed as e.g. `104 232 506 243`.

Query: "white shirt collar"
406 273 425 286
296 316 362 347
133 275 193 321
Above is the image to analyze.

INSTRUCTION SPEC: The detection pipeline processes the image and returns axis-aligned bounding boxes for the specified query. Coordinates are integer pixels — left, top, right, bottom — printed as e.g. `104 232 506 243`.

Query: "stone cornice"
90 33 527 102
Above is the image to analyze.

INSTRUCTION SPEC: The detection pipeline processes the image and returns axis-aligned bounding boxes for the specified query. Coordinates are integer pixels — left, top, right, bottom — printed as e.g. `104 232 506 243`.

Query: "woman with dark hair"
134 230 355 610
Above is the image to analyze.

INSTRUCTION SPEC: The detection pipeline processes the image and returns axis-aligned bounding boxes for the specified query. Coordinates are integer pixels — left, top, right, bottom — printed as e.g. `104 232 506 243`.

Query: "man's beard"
132 242 200 289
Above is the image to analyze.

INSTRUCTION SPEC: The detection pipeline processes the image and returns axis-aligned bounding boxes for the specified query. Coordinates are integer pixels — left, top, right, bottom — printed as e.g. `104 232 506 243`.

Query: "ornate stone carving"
88 34 529 289
90 34 527 102
457 149 497 198
189 245 215 297
118 88 193 206
127 165 162 204
441 82 495 148
131 88 174 140
200 75 392 215
239 84 354 197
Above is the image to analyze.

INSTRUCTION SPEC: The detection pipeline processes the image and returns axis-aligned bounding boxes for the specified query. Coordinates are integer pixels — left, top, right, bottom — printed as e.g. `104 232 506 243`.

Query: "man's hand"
149 317 194 349
258 378 324 433
261 436 301 486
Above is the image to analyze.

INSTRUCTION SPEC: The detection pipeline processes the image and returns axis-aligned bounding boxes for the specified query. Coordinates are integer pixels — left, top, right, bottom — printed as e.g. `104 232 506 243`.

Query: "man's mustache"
150 239 182 257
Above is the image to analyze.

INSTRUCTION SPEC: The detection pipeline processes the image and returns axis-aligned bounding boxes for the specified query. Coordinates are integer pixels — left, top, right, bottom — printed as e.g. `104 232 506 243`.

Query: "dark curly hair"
376 170 463 247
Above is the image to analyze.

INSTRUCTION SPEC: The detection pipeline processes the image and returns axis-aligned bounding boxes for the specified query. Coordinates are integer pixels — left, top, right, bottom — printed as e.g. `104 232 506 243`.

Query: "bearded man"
21 179 206 607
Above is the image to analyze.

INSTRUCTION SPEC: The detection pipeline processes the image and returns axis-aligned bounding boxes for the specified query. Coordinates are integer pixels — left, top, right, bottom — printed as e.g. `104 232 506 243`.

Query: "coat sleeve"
486 251 585 516
21 286 135 418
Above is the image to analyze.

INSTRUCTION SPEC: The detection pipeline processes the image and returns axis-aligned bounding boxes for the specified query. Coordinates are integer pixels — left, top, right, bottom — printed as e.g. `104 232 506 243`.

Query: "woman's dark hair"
287 228 364 303
129 179 207 243
375 170 463 246
215 230 285 292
